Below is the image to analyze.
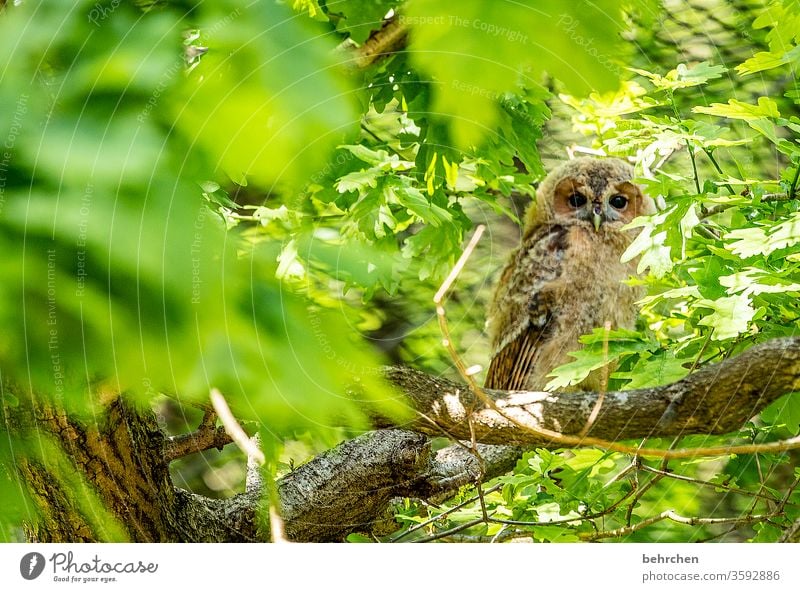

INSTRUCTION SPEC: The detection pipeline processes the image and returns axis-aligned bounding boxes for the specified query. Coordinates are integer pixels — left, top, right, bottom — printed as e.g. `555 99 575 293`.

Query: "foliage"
0 0 799 542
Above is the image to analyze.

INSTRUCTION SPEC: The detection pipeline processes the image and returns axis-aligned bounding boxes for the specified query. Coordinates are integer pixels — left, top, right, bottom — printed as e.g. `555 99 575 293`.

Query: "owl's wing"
484 225 568 391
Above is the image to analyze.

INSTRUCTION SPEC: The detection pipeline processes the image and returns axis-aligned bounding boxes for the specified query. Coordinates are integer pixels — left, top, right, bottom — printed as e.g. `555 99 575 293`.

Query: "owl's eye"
567 193 587 208
609 194 628 210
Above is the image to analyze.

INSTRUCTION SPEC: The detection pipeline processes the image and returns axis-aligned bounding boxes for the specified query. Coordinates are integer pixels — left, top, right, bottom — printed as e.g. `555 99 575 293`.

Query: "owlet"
484 157 656 391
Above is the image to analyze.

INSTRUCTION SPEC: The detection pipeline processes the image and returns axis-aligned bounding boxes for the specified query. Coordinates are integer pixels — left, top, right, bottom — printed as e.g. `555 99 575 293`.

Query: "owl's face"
525 157 655 236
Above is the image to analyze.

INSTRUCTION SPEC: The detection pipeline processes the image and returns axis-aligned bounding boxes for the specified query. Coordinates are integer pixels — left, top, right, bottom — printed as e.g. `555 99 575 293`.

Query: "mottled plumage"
485 157 656 391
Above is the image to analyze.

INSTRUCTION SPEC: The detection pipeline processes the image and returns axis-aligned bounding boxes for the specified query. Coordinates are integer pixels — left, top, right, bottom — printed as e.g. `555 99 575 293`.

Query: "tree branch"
193 431 520 542
377 337 800 449
351 16 408 69
165 427 231 462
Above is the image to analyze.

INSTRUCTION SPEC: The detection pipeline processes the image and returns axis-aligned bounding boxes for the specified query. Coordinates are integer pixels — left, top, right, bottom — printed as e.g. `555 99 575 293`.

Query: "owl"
484 157 656 392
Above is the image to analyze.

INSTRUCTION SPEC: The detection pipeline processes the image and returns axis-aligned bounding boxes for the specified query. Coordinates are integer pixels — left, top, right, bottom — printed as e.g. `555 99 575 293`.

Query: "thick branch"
203 431 519 542
379 337 800 446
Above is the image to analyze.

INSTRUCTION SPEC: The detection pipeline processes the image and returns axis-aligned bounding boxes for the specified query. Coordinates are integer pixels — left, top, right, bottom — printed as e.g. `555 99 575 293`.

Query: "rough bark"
379 337 800 445
8 336 800 542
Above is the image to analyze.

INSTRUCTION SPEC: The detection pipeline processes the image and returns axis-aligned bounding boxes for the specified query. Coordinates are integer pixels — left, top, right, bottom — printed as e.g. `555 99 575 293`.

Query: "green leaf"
328 0 396 43
336 167 382 193
693 97 781 121
389 179 452 227
725 212 800 258
719 268 800 296
737 48 800 76
405 0 630 145
695 295 755 340
621 220 673 279
545 328 652 390
340 144 415 170
176 1 358 190
630 61 726 90
613 351 689 389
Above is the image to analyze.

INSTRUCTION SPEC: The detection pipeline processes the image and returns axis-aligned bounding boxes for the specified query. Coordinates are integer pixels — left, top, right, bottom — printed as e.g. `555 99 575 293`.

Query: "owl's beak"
592 203 603 232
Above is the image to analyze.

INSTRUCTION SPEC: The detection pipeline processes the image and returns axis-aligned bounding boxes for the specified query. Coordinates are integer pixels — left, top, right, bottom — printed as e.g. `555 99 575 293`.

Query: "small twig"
625 473 659 527
779 517 800 542
790 163 800 200
439 530 532 543
694 525 739 543
164 407 233 462
666 91 701 194
468 418 489 522
687 142 702 194
695 223 720 241
361 123 405 159
433 224 497 428
639 465 784 504
210 388 265 465
702 148 735 195
390 484 503 542
583 510 778 541
776 473 800 514
165 426 232 462
658 331 714 429
580 321 611 437
412 517 486 543
627 437 678 525
701 192 793 219
689 330 713 375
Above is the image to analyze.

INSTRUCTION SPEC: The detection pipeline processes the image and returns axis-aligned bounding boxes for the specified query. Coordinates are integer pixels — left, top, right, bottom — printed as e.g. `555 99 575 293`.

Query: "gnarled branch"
378 337 800 447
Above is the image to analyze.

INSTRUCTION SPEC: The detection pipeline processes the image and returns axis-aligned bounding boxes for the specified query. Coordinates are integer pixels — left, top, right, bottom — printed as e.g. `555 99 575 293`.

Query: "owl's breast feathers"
484 222 641 391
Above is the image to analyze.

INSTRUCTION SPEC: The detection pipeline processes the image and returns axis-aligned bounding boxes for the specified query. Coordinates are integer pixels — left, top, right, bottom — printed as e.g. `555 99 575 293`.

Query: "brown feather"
484 224 566 390
485 328 540 390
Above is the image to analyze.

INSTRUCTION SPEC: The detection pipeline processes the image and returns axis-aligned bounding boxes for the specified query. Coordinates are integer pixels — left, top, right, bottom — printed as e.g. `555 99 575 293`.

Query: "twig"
626 438 677 526
164 406 233 462
390 484 503 542
779 517 800 542
210 388 265 465
701 192 793 219
776 472 800 514
350 16 408 69
790 163 800 200
439 531 535 543
433 224 485 331
580 321 611 437
658 330 713 429
165 426 232 462
583 510 777 541
412 517 486 543
361 123 406 159
639 465 784 504
667 90 701 194
687 142 702 194
702 148 735 195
